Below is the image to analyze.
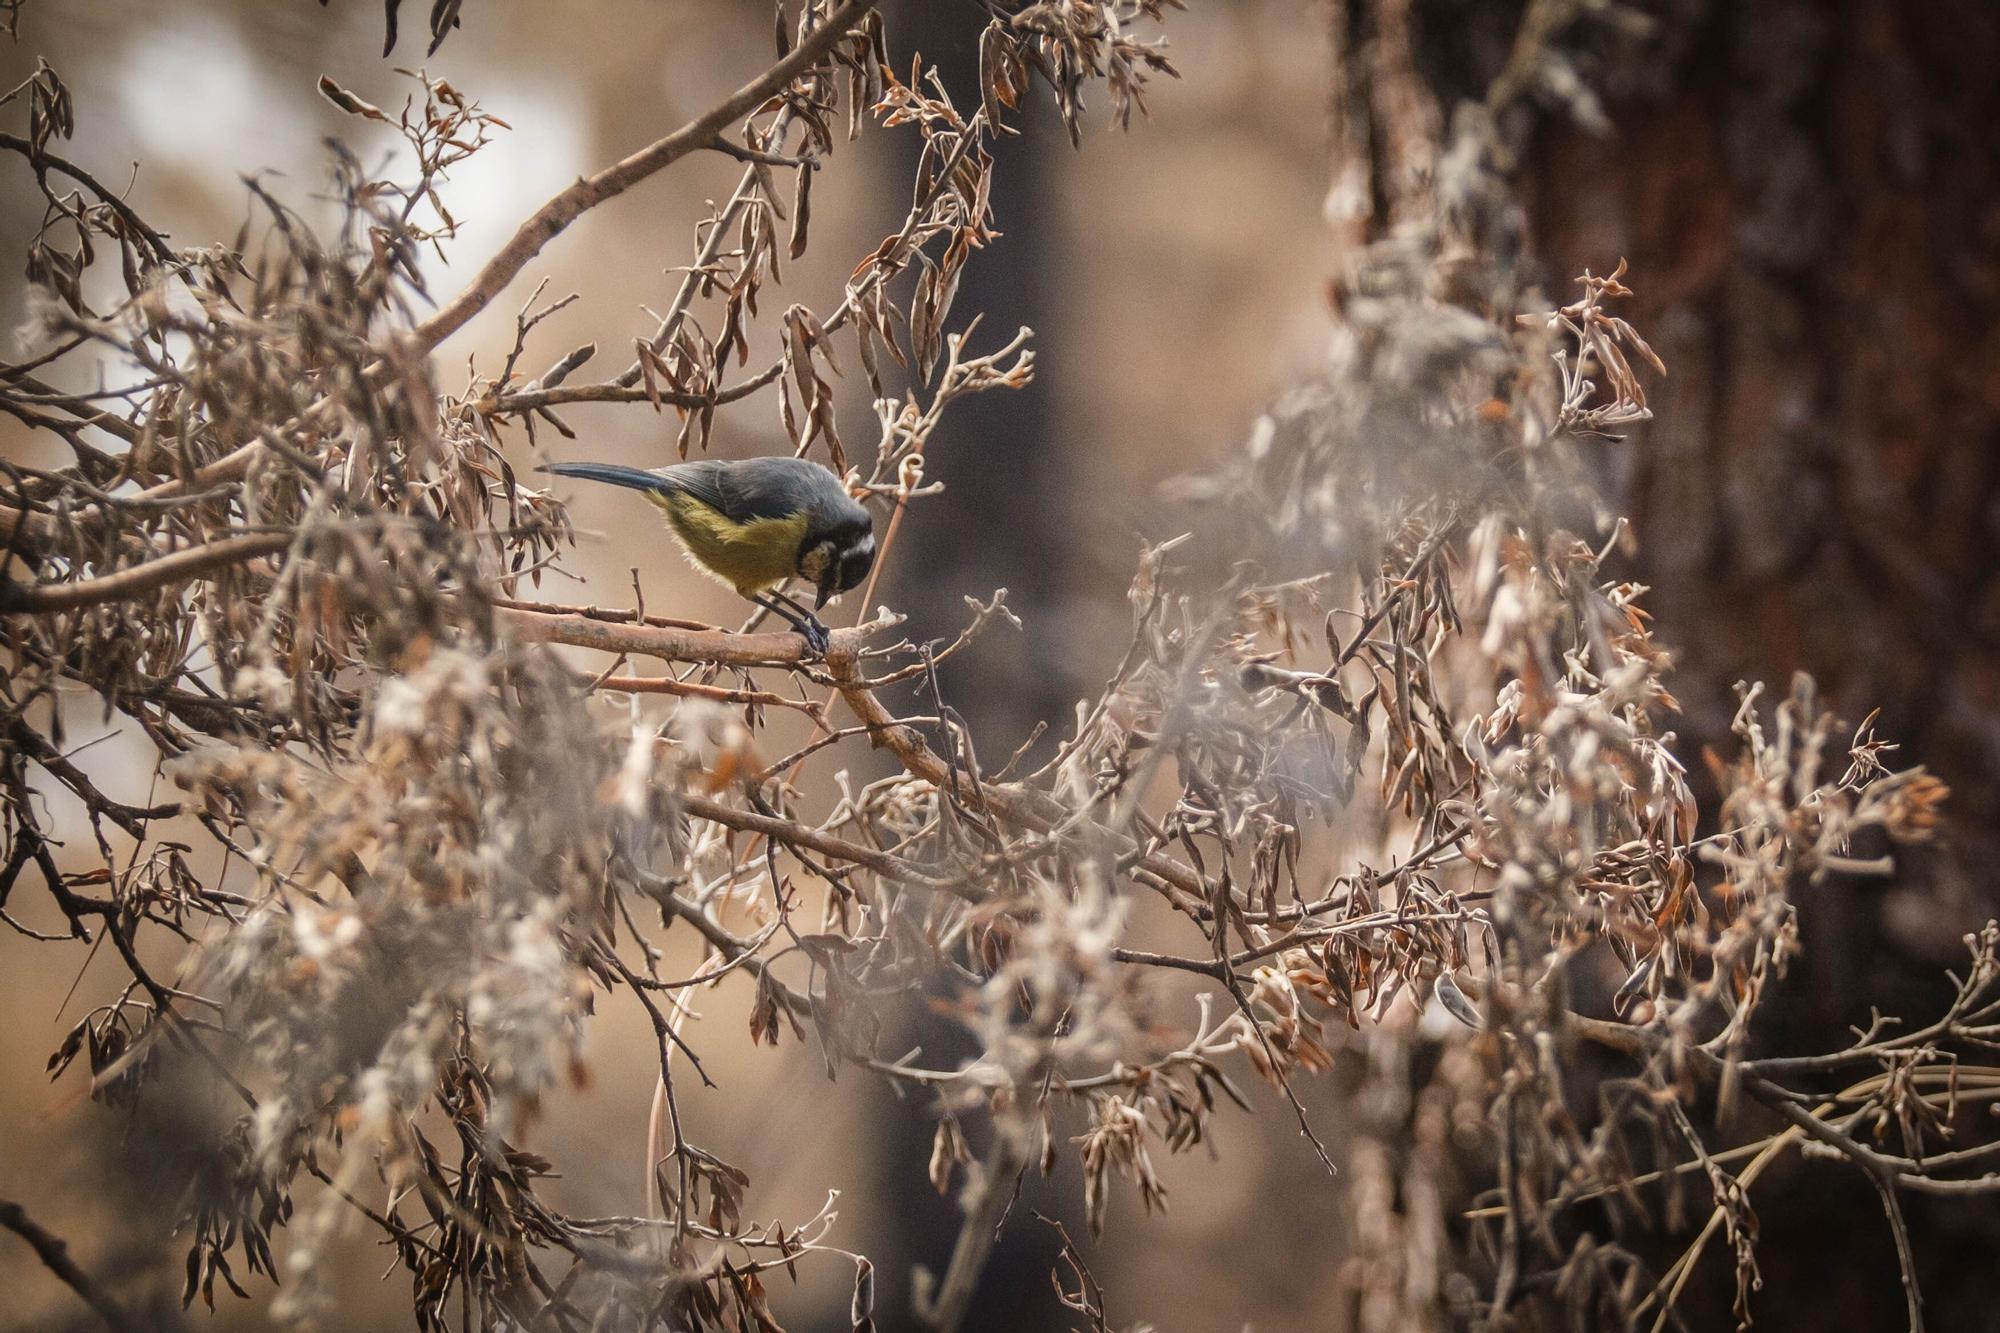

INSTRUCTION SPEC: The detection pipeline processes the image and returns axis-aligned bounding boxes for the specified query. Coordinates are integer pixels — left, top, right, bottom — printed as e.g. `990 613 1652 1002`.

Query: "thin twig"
0 1197 142 1332
409 0 880 351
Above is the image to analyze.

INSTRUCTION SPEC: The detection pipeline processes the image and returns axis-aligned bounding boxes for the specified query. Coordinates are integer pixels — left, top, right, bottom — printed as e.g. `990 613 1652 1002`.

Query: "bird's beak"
813 581 833 611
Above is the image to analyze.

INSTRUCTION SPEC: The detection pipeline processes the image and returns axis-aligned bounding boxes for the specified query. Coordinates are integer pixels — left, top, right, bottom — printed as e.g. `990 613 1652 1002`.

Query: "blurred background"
3 1 1996 1329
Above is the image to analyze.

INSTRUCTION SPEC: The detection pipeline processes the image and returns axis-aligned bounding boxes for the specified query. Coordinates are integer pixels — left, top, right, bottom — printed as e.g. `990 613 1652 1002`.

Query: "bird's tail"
537 462 676 495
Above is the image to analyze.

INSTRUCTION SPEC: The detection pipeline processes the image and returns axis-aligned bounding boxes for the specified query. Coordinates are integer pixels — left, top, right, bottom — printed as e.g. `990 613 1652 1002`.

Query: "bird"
538 456 875 655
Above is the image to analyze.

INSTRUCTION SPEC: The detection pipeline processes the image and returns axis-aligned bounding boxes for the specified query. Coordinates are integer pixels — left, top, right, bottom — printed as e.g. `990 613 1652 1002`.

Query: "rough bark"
1528 2 2000 897
1386 2 2000 1326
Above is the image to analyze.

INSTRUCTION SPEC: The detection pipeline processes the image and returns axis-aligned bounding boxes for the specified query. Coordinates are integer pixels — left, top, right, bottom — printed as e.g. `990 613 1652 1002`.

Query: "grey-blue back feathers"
539 457 868 544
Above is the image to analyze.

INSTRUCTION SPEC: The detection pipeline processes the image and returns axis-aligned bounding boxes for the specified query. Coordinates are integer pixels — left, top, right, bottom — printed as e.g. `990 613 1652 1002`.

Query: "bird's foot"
794 615 831 658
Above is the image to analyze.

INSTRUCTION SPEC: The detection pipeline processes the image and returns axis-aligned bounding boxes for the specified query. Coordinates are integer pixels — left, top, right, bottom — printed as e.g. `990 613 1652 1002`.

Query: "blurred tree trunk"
881 2 1074 745
870 7 1071 1330
1336 0 2000 948
1526 1 2000 1039
1525 0 2000 906
1342 1 2000 1326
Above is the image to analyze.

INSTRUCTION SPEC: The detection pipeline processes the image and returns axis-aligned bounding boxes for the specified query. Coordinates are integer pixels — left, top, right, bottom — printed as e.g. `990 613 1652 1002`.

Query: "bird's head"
799 520 875 610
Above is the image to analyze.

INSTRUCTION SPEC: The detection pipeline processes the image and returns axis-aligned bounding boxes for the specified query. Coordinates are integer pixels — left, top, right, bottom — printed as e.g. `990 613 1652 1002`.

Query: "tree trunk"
1343 2 2000 1326
1528 0 2000 895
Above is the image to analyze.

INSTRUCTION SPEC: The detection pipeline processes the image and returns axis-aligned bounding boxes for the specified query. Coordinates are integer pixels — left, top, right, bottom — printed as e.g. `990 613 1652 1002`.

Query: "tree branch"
497 602 898 667
591 671 826 719
0 530 292 614
681 791 980 900
475 361 783 417
498 600 1218 910
919 1124 1029 1332
408 0 880 351
0 1197 142 1332
825 650 1215 911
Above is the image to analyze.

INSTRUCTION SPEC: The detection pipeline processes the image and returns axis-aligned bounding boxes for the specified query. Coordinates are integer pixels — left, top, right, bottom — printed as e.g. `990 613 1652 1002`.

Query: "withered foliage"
319 0 467 59
0 4 1990 1332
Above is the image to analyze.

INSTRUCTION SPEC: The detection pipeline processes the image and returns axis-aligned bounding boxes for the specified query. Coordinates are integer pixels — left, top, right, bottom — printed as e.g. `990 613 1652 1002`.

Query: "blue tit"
538 456 876 655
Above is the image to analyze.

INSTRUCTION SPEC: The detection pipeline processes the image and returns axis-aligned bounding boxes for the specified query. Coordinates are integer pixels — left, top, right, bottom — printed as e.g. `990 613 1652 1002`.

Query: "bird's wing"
658 458 827 524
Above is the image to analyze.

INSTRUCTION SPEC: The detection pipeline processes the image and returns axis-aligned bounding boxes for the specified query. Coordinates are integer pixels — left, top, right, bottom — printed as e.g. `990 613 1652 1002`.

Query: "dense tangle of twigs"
0 4 1987 1331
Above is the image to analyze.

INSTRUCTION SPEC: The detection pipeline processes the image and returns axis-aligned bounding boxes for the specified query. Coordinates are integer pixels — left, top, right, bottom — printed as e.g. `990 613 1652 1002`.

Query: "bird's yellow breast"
648 491 806 597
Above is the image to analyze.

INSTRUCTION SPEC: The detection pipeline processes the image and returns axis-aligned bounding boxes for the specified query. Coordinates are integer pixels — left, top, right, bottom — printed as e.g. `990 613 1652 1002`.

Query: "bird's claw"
795 616 831 659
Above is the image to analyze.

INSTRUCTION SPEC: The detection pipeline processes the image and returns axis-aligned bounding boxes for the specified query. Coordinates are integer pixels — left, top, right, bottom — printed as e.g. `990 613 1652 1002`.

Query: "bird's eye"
840 547 874 591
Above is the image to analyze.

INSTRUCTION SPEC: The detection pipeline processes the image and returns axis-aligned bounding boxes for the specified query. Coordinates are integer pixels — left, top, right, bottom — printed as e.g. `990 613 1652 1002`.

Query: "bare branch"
0 1198 142 1333
0 530 292 613
408 0 880 351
